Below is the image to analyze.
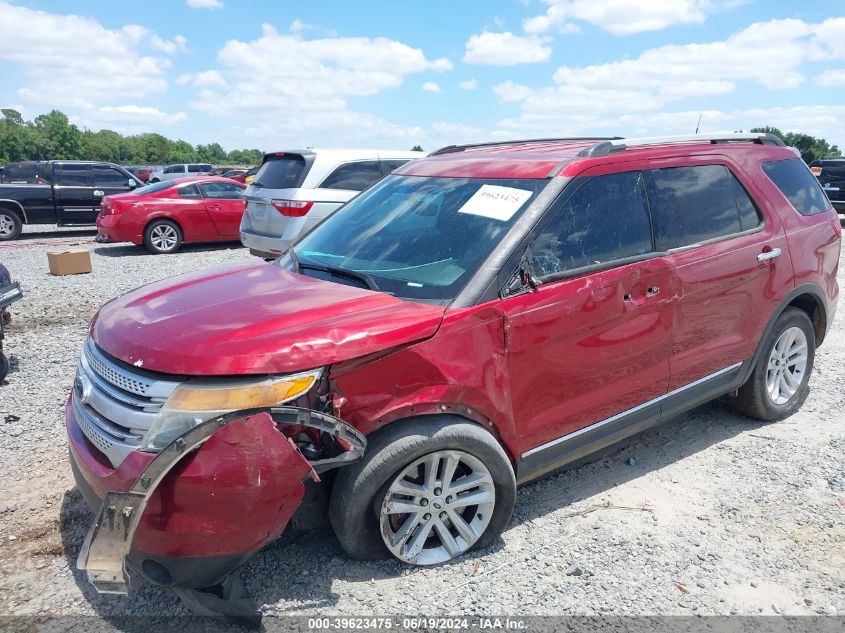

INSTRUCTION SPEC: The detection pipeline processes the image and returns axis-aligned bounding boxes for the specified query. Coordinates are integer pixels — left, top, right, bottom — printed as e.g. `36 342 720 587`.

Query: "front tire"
730 307 815 421
329 417 516 565
0 210 22 241
144 219 182 254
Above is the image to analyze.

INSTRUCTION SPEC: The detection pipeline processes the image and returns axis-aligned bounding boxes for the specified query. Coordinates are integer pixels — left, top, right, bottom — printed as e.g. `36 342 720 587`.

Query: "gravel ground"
0 225 843 621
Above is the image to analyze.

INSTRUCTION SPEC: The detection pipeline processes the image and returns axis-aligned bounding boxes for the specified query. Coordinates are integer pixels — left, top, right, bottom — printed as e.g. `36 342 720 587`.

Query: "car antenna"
695 114 702 134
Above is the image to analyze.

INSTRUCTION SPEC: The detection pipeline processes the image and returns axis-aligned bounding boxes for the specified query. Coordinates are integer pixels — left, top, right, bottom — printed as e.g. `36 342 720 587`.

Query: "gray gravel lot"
0 225 843 620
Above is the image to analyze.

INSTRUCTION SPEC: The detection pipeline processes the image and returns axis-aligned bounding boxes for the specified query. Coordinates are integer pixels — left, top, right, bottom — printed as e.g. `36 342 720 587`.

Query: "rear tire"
0 352 9 383
329 416 515 564
144 219 182 254
0 210 22 241
729 307 815 421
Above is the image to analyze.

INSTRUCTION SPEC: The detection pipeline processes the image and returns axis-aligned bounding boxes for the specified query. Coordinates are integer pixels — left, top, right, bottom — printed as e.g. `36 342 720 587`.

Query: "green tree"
750 126 841 163
32 110 83 159
410 144 424 152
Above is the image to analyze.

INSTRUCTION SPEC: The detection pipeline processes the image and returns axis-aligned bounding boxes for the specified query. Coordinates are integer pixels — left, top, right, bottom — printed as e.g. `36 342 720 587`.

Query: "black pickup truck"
0 161 142 241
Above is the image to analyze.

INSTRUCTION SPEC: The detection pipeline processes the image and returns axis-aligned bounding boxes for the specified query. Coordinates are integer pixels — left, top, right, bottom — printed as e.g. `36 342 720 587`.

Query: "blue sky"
2 0 845 152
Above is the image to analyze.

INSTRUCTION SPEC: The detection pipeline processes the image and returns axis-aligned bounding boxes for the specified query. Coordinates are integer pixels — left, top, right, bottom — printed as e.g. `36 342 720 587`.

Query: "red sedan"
97 177 246 254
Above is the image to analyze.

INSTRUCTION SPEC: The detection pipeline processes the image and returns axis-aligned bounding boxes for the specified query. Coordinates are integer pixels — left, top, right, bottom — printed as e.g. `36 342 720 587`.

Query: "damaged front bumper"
74 406 365 595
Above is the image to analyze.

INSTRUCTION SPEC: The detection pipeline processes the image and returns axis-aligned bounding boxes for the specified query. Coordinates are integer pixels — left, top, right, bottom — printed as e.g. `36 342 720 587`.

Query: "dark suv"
809 158 845 212
68 133 839 610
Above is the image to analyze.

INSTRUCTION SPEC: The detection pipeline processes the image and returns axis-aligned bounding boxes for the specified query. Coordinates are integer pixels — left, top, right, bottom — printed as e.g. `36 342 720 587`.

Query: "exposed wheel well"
787 293 827 346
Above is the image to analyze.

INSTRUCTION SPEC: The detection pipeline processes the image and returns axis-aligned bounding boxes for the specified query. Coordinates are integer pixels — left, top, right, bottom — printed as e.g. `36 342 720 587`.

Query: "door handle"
93 190 104 197
757 247 782 262
208 205 221 211
646 286 660 297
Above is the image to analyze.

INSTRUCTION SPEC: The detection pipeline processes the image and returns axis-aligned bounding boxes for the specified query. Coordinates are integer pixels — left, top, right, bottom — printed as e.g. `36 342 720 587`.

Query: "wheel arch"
0 199 27 224
143 215 184 239
743 284 829 384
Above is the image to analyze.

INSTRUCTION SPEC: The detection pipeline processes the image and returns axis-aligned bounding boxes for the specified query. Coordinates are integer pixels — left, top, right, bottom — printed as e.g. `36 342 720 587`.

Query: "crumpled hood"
90 261 446 375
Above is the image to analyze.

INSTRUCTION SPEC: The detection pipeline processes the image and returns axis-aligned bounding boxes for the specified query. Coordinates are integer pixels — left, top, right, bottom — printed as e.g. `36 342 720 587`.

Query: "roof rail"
431 137 624 156
578 132 785 158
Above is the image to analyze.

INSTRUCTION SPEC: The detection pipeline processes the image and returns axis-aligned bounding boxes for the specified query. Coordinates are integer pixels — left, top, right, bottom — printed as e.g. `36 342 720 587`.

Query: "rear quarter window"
762 158 830 216
320 160 383 191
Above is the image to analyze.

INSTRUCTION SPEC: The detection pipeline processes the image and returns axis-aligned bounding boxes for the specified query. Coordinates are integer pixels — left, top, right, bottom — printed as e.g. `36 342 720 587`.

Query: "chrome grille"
73 339 181 467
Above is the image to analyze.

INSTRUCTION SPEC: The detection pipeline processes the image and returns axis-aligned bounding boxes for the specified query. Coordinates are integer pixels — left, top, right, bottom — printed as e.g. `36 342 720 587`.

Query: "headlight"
141 368 322 452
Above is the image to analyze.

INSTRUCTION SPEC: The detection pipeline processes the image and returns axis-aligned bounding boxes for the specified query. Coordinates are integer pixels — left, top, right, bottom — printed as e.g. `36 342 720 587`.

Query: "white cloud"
459 79 479 90
186 0 223 9
184 24 453 147
0 2 180 111
817 69 845 86
422 82 442 93
524 0 722 36
177 70 226 87
493 80 535 103
463 31 551 66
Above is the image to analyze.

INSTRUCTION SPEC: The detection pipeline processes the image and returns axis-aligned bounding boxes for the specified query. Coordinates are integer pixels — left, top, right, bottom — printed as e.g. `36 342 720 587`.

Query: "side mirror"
128 178 138 189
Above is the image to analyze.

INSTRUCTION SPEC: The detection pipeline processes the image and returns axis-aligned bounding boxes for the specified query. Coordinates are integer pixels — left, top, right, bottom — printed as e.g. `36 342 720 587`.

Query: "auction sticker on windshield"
457 184 533 222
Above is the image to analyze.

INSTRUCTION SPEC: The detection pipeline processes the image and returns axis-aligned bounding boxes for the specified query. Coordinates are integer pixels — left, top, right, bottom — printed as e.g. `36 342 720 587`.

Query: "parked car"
0 161 142 241
809 158 845 213
1 160 50 184
240 149 423 257
221 169 248 183
148 163 214 183
243 164 260 185
69 133 839 609
96 177 246 254
126 167 153 183
0 262 23 382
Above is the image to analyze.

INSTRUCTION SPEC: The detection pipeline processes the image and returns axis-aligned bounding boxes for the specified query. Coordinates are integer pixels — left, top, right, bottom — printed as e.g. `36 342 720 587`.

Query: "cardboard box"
47 249 92 276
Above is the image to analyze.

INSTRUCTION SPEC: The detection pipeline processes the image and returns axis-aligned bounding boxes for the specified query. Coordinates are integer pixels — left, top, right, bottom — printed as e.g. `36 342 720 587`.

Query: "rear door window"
646 165 744 250
188 164 213 173
163 165 181 174
762 158 830 216
57 164 93 187
252 155 309 189
320 161 383 191
531 171 653 278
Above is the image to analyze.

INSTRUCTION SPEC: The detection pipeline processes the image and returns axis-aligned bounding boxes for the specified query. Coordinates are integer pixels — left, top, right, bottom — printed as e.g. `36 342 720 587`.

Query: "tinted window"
732 176 763 231
531 171 653 278
646 165 742 250
178 184 202 199
188 164 212 173
163 165 181 174
321 161 383 191
380 159 411 175
200 182 243 199
93 166 129 187
820 163 845 182
133 180 175 195
57 164 92 187
762 159 830 216
252 155 308 189
292 175 546 302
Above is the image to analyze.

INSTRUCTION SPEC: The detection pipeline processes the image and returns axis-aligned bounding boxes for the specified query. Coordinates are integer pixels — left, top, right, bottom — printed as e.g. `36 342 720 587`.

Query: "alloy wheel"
0 214 15 237
766 326 808 405
150 224 178 251
380 450 495 565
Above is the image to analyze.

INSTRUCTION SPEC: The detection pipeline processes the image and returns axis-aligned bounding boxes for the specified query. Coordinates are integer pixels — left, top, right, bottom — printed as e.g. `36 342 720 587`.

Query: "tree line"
0 109 263 166
1 109 841 167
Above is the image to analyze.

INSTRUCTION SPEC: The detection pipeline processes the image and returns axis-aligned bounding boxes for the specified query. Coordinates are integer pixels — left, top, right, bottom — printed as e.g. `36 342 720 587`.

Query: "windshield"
290 175 548 302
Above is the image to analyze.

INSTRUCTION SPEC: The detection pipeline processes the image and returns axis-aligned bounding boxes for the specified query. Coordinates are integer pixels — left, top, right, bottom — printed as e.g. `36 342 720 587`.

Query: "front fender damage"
76 406 365 595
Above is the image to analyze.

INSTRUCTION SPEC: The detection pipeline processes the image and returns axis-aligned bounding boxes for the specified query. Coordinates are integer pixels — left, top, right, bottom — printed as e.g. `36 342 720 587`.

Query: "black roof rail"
578 132 786 158
431 137 625 156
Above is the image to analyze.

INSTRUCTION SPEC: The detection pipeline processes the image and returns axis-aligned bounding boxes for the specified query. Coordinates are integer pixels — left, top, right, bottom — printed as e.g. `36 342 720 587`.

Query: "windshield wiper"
291 251 379 291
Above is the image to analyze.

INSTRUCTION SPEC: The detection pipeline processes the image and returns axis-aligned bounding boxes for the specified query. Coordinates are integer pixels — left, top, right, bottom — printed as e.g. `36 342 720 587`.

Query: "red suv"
67 134 839 603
